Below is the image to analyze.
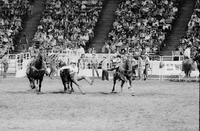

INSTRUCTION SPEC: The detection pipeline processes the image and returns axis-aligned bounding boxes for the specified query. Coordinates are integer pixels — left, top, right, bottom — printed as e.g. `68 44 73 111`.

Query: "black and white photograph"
0 0 199 130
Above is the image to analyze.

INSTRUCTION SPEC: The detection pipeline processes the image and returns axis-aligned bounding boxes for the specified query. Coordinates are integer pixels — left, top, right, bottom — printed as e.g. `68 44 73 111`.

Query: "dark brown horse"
26 53 46 92
58 60 74 93
112 58 136 95
193 52 200 78
182 58 193 78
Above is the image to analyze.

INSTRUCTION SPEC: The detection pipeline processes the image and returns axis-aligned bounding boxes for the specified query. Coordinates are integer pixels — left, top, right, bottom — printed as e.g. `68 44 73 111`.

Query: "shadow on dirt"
5 90 175 98
5 90 123 96
48 91 120 96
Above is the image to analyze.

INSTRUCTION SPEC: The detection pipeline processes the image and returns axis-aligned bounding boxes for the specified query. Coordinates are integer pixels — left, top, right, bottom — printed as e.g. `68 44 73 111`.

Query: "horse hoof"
65 90 72 94
131 93 135 96
36 92 42 94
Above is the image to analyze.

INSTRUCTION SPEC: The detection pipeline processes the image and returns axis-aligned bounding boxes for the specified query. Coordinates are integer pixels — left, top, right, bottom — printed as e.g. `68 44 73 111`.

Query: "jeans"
102 70 109 80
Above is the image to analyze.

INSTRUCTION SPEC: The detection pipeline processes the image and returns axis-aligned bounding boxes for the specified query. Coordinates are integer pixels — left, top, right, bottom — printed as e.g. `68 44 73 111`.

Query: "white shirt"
101 59 109 70
60 65 78 74
184 48 191 58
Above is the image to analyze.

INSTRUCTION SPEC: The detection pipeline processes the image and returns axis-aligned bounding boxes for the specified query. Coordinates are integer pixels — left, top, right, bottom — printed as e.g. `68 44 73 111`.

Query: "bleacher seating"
0 0 30 57
104 0 180 55
178 1 200 56
33 0 103 51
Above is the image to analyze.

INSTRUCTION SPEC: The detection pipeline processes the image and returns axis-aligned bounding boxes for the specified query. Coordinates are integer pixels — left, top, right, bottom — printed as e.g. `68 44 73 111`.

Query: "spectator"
32 0 103 53
179 2 200 57
1 53 9 78
19 34 29 51
105 0 180 55
101 56 109 80
0 0 31 55
91 53 99 78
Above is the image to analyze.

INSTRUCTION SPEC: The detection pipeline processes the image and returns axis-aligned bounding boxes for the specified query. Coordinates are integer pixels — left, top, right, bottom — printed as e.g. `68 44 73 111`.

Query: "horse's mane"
34 53 43 69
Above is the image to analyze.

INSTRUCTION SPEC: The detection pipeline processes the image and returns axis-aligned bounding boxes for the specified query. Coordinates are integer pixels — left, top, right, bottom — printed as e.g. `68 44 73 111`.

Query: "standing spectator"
19 34 29 51
138 55 145 80
1 53 9 78
101 56 109 80
77 54 86 73
28 4 33 16
144 54 150 80
91 53 99 78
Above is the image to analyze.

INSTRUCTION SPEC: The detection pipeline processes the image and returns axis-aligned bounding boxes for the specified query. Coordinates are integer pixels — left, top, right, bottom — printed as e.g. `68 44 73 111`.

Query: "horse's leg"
38 77 43 92
32 79 36 90
77 76 93 85
62 81 67 92
38 80 41 92
120 80 125 93
127 77 134 96
28 77 34 89
70 82 74 93
112 75 117 93
66 82 72 94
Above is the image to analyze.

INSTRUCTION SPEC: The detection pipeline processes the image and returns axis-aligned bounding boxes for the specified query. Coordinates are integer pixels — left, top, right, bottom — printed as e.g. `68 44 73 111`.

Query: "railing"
0 52 198 79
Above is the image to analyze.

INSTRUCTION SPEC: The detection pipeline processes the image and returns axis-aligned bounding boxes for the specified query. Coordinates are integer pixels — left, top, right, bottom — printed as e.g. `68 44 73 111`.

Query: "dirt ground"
0 77 199 131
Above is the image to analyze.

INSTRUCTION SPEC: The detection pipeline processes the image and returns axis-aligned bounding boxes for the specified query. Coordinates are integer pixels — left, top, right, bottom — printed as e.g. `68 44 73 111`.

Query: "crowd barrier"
0 53 30 77
0 52 199 80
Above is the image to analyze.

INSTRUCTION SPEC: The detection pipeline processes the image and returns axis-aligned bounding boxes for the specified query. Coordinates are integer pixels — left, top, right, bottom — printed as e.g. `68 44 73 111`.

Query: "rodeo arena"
0 0 199 130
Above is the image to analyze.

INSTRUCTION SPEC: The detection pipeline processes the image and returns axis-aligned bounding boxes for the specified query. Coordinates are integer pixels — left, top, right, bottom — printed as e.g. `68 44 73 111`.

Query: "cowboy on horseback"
109 55 127 81
111 53 135 95
26 48 49 92
182 45 194 78
110 55 123 69
26 49 48 75
193 46 200 76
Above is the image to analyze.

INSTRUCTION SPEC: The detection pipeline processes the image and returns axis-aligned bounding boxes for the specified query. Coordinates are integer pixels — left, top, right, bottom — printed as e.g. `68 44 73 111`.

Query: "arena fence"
0 52 199 80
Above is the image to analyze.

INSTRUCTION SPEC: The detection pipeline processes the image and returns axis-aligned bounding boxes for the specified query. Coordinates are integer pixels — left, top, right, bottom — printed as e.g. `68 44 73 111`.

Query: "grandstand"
0 0 198 54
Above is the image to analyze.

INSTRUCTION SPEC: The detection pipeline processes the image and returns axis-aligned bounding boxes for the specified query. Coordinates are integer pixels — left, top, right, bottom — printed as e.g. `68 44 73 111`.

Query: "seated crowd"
0 0 31 56
33 0 103 52
103 0 180 55
178 1 200 57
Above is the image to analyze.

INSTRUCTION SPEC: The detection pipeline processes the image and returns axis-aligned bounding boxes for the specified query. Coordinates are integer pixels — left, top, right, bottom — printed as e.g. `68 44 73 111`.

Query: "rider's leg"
102 70 105 80
105 70 109 80
77 75 94 85
71 75 85 94
143 69 147 80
